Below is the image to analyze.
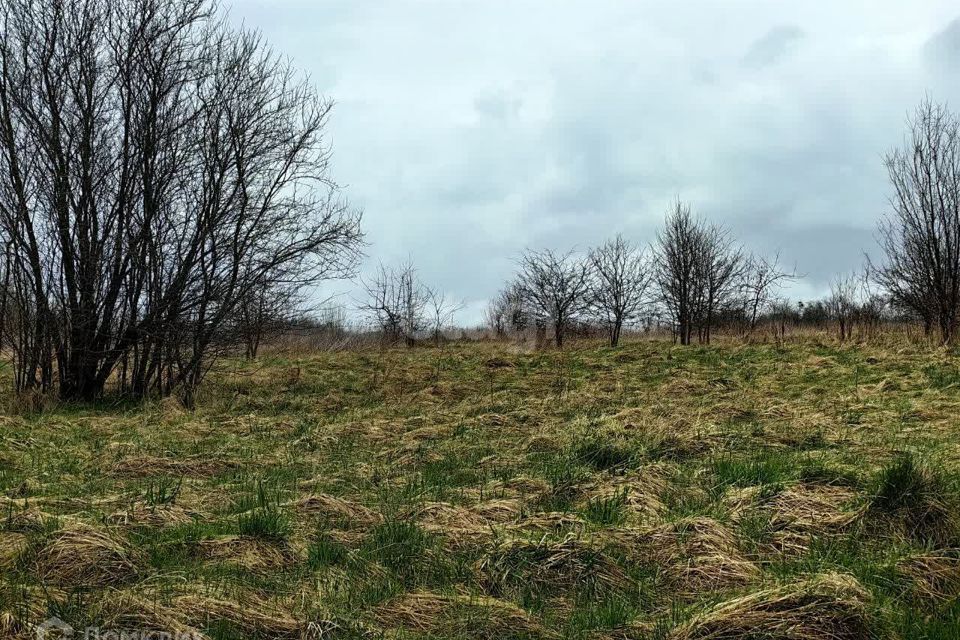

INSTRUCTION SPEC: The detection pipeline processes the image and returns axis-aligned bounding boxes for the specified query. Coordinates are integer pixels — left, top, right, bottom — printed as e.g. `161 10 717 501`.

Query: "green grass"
3 335 960 637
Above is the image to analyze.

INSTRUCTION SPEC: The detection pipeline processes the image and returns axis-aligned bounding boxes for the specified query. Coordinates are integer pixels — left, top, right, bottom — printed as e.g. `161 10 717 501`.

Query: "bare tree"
484 292 509 338
695 225 745 344
588 234 651 347
0 0 363 402
235 279 306 360
829 273 859 341
654 201 701 345
654 200 744 345
426 287 463 343
361 260 429 347
743 252 796 333
874 99 960 343
515 249 590 348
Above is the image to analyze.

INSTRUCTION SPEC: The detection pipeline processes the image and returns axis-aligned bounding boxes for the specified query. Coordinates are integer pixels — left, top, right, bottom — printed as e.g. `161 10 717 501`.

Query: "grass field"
3 337 960 638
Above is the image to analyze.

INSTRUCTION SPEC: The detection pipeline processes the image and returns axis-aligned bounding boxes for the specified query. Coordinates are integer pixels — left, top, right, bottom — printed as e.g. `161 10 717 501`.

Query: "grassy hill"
2 337 960 638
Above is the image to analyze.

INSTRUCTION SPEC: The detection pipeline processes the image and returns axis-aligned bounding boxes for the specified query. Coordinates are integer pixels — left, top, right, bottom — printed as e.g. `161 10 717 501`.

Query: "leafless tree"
654 200 743 345
743 252 796 333
587 234 651 347
694 225 745 344
426 287 463 343
484 292 508 338
0 0 363 402
360 260 429 347
235 279 305 360
829 273 859 341
654 202 701 345
514 249 590 348
874 99 960 343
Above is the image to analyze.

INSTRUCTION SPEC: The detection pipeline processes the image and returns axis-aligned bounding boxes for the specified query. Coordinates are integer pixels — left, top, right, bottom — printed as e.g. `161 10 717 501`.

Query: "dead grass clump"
0 500 52 532
510 511 587 536
110 454 230 478
486 475 552 499
34 524 140 588
615 411 714 460
409 502 499 550
897 550 960 605
177 594 332 639
485 357 514 369
0 585 61 638
668 572 871 640
375 590 549 639
479 536 634 599
88 590 202 639
754 484 862 555
289 493 382 527
107 503 199 528
197 536 297 571
470 498 522 523
640 517 760 597
584 465 671 521
0 532 28 571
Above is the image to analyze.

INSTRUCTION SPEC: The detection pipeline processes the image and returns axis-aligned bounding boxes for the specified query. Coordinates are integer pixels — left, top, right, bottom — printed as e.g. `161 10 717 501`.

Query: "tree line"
2 0 960 402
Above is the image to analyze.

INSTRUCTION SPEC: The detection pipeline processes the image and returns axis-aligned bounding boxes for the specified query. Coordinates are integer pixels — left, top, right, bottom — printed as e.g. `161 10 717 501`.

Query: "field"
3 336 960 639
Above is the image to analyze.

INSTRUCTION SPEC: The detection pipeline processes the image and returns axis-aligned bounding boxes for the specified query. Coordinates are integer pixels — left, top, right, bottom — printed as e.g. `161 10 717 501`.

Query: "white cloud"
229 0 960 322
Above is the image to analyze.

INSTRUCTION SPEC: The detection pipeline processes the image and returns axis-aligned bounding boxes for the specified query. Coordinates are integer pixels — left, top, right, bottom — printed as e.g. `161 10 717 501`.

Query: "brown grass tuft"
479 536 634 598
752 484 861 555
639 517 760 597
106 503 199 528
897 550 960 605
34 524 140 588
0 532 28 571
110 454 231 478
197 536 298 571
88 590 203 639
668 572 871 640
288 493 382 527
375 590 550 639
176 594 336 639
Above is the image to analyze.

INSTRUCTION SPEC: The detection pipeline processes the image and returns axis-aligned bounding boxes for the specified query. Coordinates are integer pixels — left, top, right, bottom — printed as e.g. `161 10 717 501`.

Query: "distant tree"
515 249 590 348
874 99 960 343
654 201 702 345
695 224 745 344
829 273 860 341
484 294 508 338
588 235 651 347
743 252 796 333
361 260 429 347
654 200 743 345
426 287 463 343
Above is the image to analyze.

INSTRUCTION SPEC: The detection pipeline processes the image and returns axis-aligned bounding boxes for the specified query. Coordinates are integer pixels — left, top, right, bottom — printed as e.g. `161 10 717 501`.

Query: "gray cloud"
925 17 960 73
741 25 805 69
228 1 960 323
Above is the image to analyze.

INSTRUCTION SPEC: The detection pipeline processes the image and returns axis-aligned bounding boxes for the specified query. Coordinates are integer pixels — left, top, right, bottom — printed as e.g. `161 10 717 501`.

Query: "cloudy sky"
228 1 960 324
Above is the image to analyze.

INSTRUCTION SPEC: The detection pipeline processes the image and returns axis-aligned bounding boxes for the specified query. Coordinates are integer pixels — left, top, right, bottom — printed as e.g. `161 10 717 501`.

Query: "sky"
227 1 960 325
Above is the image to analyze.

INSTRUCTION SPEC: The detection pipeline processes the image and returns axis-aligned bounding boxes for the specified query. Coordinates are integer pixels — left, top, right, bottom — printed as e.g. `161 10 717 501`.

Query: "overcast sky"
228 1 960 324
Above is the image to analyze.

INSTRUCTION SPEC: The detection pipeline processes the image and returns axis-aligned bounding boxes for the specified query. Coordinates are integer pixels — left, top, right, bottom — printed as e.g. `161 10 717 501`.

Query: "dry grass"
175 594 309 639
375 590 551 638
479 536 635 599
897 550 960 605
669 573 871 640
638 517 760 597
2 337 960 638
34 523 140 588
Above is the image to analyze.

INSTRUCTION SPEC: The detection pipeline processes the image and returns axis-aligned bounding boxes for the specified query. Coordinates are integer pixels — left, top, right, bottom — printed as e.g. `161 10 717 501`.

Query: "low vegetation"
2 335 960 638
